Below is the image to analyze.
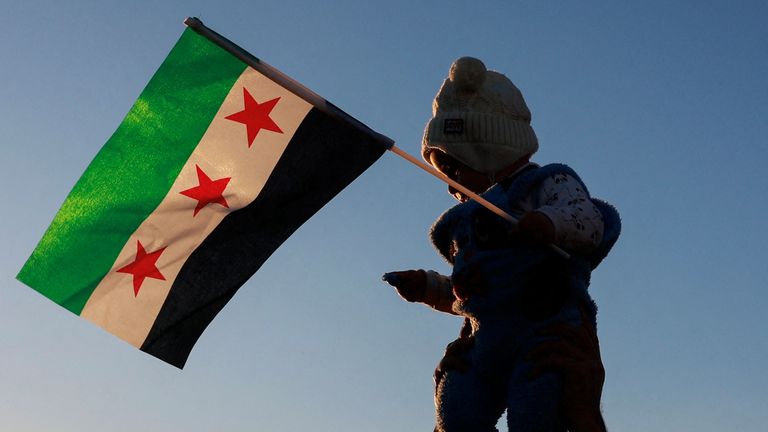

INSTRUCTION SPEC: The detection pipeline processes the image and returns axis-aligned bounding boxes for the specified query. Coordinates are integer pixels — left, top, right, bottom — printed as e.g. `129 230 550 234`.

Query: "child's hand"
518 211 556 245
382 270 427 303
434 334 475 388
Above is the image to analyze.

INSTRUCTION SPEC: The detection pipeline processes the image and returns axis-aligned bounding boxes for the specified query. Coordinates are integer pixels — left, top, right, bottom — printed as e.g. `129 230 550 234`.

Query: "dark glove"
382 270 427 303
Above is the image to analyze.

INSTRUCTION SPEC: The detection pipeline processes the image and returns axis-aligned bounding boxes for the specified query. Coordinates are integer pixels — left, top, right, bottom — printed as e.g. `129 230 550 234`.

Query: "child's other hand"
382 270 426 303
434 334 475 387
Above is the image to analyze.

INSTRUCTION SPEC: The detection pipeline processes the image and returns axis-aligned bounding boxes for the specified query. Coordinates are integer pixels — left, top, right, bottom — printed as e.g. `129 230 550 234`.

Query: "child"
383 57 620 432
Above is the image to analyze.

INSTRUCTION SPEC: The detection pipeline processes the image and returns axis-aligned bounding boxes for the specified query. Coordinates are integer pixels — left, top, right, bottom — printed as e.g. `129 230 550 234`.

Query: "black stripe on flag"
140 107 387 368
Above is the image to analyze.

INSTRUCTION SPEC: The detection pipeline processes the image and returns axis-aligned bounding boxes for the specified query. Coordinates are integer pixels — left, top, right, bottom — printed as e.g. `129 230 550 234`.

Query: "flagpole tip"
184 17 203 28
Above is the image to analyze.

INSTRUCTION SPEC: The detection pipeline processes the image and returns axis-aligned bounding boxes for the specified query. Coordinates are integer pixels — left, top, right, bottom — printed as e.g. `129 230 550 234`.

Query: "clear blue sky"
2 1 767 431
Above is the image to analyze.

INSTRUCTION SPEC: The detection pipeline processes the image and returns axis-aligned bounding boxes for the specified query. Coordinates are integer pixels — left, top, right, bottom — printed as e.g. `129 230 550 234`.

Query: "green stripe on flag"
18 28 247 314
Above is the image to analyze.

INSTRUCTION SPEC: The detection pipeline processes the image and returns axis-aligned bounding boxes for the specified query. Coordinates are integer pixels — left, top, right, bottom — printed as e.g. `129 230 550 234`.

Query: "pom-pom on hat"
422 57 538 175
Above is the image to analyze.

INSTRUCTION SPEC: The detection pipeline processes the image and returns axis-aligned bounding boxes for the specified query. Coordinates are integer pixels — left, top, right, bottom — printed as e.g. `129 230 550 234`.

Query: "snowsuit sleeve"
422 270 457 315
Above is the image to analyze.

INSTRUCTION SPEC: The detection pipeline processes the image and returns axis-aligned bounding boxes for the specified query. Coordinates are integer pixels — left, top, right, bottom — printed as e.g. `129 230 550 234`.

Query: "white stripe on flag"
80 67 313 347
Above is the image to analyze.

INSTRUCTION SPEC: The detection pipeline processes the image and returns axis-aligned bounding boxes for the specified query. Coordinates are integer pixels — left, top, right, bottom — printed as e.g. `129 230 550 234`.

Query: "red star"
116 241 167 296
225 88 283 147
180 165 231 216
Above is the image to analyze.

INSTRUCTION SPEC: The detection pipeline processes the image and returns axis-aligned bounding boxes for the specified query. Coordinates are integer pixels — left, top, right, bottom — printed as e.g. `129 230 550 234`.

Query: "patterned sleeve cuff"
538 204 603 252
423 270 456 314
535 172 605 253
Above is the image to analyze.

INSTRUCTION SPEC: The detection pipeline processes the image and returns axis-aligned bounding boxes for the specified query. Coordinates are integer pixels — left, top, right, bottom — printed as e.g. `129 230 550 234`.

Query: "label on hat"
444 118 464 134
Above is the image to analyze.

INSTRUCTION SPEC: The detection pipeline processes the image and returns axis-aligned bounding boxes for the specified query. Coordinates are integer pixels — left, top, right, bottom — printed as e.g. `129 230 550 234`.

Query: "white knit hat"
422 57 538 175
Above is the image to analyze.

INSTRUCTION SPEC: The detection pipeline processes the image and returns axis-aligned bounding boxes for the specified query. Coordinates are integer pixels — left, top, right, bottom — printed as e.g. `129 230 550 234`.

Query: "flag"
17 18 391 369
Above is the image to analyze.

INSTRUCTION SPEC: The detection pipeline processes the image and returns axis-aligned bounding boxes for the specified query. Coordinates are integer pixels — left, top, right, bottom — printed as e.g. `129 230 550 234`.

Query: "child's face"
428 151 492 202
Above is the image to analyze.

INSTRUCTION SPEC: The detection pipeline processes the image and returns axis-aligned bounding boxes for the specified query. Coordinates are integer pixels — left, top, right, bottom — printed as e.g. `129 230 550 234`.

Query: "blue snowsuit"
430 164 620 432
